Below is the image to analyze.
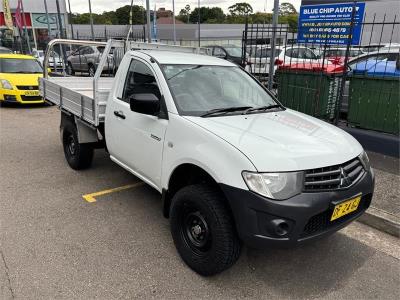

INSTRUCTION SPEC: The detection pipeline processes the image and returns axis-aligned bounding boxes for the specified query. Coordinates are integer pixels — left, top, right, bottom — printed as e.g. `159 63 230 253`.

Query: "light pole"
172 0 176 44
67 0 74 39
198 0 200 47
43 0 51 40
146 0 151 42
20 0 31 53
88 0 95 40
267 0 279 90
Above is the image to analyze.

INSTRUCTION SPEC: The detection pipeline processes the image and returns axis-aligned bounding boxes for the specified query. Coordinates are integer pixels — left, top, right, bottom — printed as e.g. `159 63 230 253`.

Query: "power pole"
198 0 200 47
172 0 176 44
88 0 95 40
20 0 31 53
67 0 74 39
55 0 67 74
267 0 279 90
55 0 64 38
43 0 51 40
146 0 151 42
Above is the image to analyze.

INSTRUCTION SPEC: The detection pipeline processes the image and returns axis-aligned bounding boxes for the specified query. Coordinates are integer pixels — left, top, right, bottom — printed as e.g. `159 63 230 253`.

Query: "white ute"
40 39 375 276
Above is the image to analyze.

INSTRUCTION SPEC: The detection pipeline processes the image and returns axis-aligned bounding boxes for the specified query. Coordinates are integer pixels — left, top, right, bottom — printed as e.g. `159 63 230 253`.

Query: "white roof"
132 50 237 66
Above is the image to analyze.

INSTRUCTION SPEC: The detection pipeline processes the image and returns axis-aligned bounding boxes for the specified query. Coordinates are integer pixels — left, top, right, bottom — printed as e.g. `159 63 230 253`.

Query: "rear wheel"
62 122 94 170
170 184 241 276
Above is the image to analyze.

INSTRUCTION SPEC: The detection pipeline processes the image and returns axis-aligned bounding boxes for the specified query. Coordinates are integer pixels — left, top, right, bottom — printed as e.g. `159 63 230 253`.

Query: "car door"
213 47 227 59
69 47 83 71
107 57 168 188
284 48 300 65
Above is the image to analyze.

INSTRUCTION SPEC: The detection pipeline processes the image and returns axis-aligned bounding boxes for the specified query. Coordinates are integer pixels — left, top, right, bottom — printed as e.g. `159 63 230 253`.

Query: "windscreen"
0 58 43 73
163 65 277 116
224 46 242 57
254 48 282 58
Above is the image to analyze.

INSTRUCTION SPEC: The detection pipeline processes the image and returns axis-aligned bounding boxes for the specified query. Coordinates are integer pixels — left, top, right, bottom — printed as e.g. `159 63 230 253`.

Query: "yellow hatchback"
0 54 44 104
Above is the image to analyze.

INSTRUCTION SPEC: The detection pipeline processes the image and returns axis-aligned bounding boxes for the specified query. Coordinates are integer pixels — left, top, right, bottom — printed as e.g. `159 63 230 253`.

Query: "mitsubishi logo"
339 168 351 187
29 86 33 90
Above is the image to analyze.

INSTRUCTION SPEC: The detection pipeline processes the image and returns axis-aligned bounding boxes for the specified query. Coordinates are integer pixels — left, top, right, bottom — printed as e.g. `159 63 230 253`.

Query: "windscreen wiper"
200 106 253 117
242 104 282 115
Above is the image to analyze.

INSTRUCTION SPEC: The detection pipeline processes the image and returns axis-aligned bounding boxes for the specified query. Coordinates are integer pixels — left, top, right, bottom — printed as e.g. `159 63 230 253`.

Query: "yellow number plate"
331 195 361 221
25 90 39 96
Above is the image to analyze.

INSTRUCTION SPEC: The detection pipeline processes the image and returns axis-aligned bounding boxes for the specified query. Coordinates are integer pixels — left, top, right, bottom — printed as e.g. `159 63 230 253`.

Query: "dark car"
205 45 243 66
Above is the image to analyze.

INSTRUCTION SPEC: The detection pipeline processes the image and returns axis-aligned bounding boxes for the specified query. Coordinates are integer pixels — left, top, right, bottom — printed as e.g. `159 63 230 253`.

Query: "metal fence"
241 12 399 135
74 28 145 42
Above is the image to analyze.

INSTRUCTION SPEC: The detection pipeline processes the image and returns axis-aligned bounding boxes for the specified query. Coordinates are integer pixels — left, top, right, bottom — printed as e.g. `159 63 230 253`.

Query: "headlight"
242 171 304 200
359 151 370 171
0 79 13 90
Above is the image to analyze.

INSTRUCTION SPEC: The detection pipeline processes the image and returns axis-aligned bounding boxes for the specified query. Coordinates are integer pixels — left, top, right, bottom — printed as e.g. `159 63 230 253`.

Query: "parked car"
340 49 400 116
40 40 375 276
348 48 400 70
323 48 365 65
0 46 12 54
246 45 324 78
66 45 114 76
205 44 244 66
32 49 64 71
0 54 44 104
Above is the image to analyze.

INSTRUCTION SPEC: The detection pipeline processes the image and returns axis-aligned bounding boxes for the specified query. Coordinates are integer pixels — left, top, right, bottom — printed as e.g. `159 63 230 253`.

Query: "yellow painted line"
82 182 144 203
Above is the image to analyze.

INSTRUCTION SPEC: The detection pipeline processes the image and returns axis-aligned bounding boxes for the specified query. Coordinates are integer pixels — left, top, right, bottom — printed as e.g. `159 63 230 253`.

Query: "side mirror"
129 93 160 115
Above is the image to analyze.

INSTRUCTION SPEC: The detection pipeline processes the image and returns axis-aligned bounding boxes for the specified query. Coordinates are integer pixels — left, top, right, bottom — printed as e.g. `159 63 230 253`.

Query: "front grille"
21 95 42 101
300 194 372 238
304 157 365 192
17 85 39 90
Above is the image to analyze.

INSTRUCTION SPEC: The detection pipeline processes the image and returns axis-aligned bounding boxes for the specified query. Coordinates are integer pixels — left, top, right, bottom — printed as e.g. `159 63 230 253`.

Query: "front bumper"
220 169 375 248
0 89 44 104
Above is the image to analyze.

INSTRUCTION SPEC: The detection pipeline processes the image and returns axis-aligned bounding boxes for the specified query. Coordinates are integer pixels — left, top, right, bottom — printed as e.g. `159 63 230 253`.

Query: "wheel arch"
162 163 228 218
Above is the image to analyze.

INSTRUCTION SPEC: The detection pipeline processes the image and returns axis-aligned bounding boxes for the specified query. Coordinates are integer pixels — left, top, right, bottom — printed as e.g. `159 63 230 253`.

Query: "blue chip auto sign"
297 2 366 45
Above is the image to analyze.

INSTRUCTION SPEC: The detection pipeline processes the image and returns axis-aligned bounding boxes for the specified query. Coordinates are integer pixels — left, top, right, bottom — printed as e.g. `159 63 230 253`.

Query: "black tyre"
62 122 94 170
170 184 241 276
66 62 75 75
88 64 96 77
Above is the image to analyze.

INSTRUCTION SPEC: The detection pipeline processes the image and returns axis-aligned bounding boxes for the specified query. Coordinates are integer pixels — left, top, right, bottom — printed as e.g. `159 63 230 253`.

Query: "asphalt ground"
1 105 399 299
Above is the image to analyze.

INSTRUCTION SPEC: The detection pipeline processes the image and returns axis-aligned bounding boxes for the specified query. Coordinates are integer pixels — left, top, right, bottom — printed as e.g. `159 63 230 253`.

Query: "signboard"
31 13 65 29
297 2 366 45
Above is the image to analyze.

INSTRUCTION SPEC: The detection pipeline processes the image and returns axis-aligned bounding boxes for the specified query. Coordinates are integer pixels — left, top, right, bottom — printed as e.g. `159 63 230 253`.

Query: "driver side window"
122 59 161 104
213 47 226 57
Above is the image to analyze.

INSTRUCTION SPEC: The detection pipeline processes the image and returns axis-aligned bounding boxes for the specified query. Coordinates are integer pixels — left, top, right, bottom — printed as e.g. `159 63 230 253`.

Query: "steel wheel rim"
181 209 211 252
67 134 76 156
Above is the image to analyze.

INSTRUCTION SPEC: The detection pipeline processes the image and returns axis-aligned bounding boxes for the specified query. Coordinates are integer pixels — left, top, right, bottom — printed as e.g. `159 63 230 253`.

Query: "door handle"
114 110 126 119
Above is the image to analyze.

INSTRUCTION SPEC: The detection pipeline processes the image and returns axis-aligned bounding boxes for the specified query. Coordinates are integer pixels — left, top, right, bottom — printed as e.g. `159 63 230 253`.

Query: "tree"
189 7 225 24
178 4 191 23
228 2 253 16
279 2 297 16
279 14 299 32
251 12 273 24
115 5 145 25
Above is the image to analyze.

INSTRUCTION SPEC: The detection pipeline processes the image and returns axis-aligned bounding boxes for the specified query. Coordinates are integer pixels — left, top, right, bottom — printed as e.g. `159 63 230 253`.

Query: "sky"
68 0 302 15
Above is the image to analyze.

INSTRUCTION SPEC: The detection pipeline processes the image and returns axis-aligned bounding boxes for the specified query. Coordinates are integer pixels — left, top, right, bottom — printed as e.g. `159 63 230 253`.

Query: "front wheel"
62 122 94 170
170 184 241 276
66 62 74 75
